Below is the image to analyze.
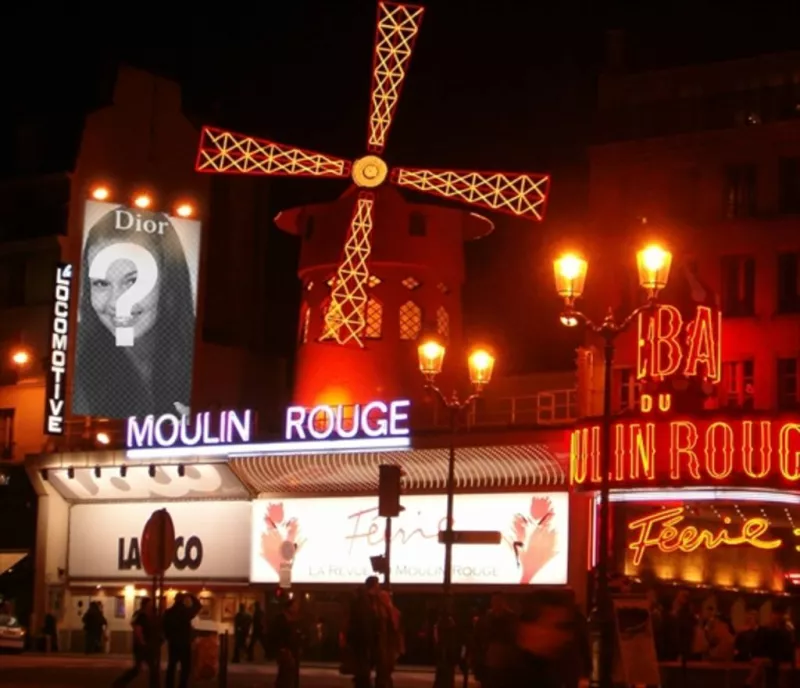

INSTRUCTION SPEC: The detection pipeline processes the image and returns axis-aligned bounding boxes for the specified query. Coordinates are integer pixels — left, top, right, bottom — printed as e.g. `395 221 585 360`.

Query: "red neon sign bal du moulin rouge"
637 304 722 382
571 417 800 487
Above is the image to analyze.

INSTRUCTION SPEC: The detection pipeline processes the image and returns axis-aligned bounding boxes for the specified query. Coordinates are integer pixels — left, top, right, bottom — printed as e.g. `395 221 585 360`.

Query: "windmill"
196 1 551 350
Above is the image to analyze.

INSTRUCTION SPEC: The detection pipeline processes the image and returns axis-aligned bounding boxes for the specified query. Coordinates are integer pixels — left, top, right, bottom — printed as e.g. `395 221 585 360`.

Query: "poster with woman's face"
71 201 202 419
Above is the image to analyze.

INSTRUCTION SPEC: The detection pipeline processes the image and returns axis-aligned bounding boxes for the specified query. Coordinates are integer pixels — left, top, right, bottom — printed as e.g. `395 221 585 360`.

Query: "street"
0 654 446 687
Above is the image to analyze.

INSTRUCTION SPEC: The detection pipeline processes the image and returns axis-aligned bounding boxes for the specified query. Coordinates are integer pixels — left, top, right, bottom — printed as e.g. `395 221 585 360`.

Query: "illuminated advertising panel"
72 201 201 419
250 492 569 585
44 264 74 435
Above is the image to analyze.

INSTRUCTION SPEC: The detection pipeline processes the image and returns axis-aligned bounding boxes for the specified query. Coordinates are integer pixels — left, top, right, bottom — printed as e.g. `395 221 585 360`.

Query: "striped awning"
0 552 27 576
228 444 567 495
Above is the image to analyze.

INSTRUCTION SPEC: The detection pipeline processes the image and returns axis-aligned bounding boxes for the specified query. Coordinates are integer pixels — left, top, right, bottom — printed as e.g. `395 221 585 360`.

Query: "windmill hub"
352 155 388 189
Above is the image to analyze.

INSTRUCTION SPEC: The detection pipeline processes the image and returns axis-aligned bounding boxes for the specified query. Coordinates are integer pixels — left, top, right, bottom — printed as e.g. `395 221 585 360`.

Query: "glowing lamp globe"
554 254 588 301
91 185 110 201
176 203 194 218
134 194 152 209
468 349 495 387
418 339 445 379
637 244 672 295
11 349 30 366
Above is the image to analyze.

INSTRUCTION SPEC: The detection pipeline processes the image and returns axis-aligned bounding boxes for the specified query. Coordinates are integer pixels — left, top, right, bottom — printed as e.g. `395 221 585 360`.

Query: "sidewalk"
22 652 436 673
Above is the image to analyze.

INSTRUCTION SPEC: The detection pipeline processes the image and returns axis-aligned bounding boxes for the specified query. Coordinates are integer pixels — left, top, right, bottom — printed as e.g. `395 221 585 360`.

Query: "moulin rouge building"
572 298 800 597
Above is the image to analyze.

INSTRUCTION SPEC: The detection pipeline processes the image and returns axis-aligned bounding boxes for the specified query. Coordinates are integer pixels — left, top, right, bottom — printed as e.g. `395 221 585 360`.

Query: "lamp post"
417 340 495 600
553 244 672 688
417 339 494 688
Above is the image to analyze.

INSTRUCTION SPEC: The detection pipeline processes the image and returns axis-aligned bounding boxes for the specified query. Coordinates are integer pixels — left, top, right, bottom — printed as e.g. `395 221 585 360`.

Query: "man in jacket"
163 592 202 688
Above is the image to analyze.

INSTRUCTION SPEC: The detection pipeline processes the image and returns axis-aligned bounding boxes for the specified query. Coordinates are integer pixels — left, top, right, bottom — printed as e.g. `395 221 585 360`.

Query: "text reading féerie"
114 209 169 235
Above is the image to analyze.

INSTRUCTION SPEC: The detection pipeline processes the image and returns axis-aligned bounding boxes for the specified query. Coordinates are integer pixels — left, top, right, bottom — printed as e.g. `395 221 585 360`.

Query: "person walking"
163 592 202 688
112 597 159 688
233 603 252 663
346 577 379 688
274 597 302 688
248 601 270 661
83 601 106 653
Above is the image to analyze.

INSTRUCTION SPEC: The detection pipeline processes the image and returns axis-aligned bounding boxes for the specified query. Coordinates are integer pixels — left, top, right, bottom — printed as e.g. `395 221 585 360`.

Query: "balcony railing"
431 388 578 430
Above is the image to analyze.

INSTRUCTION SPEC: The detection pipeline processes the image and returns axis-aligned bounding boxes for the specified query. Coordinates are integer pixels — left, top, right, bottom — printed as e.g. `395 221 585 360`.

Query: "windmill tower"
196 2 551 408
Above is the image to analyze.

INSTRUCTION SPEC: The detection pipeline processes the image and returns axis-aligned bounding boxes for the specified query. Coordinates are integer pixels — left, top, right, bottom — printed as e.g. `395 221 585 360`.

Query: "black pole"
598 336 615 688
384 516 392 590
443 405 457 604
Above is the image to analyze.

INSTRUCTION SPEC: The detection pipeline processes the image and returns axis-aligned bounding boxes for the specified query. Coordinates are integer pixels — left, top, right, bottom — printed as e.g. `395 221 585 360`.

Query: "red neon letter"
670 421 701 481
683 306 721 382
629 423 656 481
742 420 772 479
705 422 734 480
778 423 800 482
637 305 683 380
570 429 587 485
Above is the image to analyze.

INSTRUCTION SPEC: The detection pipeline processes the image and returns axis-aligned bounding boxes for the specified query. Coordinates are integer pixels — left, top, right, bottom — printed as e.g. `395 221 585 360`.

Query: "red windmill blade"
195 127 352 178
366 1 425 153
391 167 551 220
321 191 376 345
194 0 551 349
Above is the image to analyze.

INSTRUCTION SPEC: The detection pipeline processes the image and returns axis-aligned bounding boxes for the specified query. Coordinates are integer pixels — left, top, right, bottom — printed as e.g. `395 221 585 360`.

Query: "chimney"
605 29 625 71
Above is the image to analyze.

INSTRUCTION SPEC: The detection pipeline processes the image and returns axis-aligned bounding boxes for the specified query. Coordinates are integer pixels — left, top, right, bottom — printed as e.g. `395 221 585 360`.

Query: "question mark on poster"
88 243 159 347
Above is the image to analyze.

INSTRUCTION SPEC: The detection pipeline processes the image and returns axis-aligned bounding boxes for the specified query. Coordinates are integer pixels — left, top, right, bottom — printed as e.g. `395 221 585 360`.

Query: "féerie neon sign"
627 506 782 566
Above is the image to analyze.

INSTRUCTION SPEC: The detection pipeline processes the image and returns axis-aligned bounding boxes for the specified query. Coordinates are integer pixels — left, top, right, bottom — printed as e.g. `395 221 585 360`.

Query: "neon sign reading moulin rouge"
571 416 800 487
127 410 252 451
126 400 412 459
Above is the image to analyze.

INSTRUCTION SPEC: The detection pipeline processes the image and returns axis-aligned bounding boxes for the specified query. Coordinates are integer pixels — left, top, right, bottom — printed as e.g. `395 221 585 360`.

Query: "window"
409 212 426 237
723 163 757 218
720 255 755 316
0 258 25 309
779 157 800 214
319 297 334 341
399 301 422 340
777 252 800 313
777 357 799 410
304 216 315 241
365 299 382 339
298 304 310 344
0 409 13 460
722 360 755 408
436 306 449 340
401 276 420 290
618 368 641 412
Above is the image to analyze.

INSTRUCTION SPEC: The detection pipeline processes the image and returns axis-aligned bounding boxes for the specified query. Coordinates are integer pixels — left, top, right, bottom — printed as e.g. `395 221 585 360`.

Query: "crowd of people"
649 588 797 686
65 582 800 688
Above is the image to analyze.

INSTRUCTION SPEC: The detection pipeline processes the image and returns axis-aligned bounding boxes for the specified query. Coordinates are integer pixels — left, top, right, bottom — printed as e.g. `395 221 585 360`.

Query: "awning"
229 443 568 495
0 552 28 576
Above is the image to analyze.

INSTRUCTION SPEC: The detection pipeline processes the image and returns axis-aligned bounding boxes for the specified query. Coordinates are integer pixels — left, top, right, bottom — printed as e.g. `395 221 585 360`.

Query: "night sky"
4 1 800 372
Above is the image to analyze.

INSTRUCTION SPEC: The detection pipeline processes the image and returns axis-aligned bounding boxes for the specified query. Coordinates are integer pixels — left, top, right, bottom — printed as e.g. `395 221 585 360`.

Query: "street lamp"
554 244 671 688
11 348 31 367
417 339 495 597
418 338 494 687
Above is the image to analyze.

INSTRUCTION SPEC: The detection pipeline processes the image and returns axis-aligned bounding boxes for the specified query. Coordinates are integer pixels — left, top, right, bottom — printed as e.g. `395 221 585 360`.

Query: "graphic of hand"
261 510 284 575
507 497 558 584
260 505 306 576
